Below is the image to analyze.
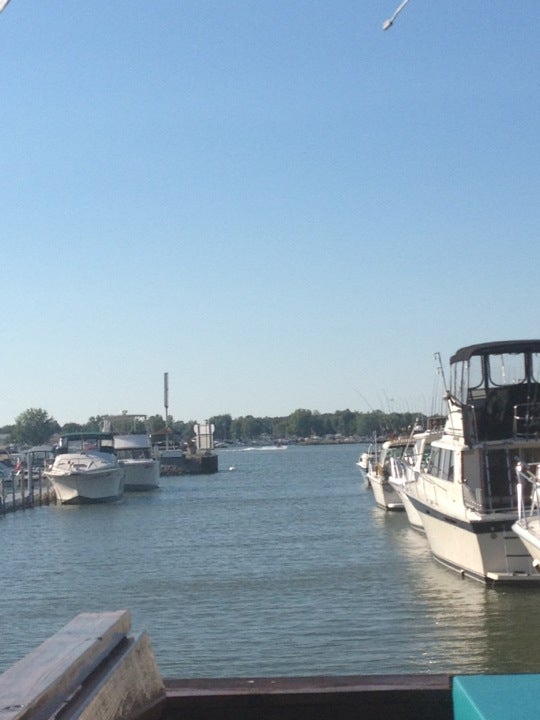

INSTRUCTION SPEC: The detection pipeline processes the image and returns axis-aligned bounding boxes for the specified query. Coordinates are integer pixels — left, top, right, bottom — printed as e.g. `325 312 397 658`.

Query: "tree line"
1 407 428 447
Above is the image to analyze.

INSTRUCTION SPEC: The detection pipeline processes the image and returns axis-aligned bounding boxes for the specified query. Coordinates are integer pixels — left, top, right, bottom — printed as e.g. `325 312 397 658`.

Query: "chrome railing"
516 461 540 526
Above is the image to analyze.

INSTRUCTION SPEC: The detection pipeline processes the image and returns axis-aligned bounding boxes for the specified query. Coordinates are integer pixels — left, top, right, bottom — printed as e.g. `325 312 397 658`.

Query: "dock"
0 477 56 515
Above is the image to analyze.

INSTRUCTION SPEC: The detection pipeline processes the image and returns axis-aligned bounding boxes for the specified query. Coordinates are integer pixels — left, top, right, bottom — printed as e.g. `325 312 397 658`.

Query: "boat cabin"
449 340 540 445
55 432 116 455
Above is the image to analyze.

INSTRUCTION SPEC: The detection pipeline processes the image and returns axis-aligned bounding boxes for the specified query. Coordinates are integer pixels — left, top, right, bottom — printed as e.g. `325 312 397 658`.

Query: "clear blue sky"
1 1 539 426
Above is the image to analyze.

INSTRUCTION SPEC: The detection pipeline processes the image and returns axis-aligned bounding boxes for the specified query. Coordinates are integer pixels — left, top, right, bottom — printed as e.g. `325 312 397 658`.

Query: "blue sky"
1 1 539 426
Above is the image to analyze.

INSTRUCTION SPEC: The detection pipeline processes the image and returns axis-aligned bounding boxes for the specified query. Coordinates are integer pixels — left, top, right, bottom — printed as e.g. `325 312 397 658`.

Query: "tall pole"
164 372 169 450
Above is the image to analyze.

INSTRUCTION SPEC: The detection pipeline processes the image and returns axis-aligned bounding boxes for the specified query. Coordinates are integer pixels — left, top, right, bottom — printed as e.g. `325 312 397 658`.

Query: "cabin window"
427 447 454 481
116 448 150 460
532 352 540 383
467 356 484 392
487 353 526 387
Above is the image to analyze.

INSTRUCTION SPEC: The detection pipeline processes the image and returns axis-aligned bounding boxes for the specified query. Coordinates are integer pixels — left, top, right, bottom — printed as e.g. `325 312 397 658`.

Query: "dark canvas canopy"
450 340 540 365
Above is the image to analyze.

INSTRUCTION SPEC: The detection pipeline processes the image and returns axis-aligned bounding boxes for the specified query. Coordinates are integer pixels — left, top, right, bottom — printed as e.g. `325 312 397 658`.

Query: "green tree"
147 414 166 432
287 409 315 438
12 408 60 446
61 422 84 433
84 416 104 432
334 409 356 436
209 414 233 440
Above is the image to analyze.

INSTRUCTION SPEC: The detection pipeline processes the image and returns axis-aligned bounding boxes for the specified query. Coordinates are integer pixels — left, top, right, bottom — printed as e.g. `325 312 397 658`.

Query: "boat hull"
389 479 424 531
369 475 404 511
45 452 124 505
513 518 540 570
409 496 540 583
121 459 160 491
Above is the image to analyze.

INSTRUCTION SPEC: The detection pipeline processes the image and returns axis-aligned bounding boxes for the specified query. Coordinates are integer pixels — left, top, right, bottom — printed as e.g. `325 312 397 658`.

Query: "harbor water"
1 443 540 678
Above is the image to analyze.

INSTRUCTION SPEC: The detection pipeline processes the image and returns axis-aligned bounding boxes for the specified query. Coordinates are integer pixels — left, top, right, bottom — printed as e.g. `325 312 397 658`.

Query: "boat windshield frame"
57 432 116 454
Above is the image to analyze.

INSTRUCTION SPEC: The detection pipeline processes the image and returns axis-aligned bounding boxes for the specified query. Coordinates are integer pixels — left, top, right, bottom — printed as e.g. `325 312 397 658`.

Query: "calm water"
1 443 540 678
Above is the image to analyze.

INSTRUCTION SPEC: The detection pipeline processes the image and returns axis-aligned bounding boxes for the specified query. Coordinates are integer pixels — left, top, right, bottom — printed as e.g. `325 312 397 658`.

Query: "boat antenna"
382 0 412 30
164 372 169 451
434 352 449 395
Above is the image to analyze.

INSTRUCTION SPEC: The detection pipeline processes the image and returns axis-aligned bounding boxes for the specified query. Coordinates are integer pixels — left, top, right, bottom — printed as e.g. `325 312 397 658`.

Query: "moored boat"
389 428 442 532
102 414 160 491
44 432 124 505
402 340 540 584
113 433 160 491
365 437 410 510
356 448 372 482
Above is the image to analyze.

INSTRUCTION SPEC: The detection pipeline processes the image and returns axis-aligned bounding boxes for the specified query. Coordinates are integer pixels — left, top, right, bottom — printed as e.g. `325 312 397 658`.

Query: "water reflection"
375 502 540 674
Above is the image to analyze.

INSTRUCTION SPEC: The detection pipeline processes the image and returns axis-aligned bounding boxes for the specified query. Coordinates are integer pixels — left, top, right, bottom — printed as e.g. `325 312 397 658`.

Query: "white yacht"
402 340 540 584
44 432 124 505
113 434 160 491
389 427 443 532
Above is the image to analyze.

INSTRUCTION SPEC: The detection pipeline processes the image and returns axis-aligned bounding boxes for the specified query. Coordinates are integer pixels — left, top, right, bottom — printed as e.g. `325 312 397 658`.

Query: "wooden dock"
0 611 454 720
0 478 56 515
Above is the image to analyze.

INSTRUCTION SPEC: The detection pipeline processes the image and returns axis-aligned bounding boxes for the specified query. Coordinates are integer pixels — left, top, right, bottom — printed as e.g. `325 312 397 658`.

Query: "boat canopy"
449 340 540 442
57 432 116 454
450 340 540 364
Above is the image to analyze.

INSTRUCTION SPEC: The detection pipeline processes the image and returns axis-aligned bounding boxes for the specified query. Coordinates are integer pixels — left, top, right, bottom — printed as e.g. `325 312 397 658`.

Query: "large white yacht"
402 340 540 584
102 414 160 491
44 432 124 505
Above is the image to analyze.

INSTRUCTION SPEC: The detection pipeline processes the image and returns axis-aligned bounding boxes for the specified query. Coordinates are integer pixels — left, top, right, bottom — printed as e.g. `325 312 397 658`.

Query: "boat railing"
390 457 407 480
515 461 540 526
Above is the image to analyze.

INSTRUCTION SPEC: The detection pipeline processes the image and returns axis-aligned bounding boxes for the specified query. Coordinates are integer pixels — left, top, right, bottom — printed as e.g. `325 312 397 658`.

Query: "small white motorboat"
44 432 124 505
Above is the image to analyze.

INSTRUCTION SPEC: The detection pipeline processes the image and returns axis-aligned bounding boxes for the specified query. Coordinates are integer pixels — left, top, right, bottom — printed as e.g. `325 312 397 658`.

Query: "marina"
399 341 540 584
2 442 540 684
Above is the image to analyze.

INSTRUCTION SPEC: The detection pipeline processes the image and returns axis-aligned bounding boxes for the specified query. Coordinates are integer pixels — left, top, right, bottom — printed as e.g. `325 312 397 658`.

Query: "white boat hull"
513 517 540 571
369 474 403 510
389 478 424 531
45 452 124 505
121 459 160 491
409 496 540 583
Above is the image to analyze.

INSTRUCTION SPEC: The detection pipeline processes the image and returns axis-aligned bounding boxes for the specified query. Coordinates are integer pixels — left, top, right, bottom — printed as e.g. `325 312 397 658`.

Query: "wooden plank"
163 675 453 720
164 674 452 695
57 632 166 720
0 610 131 720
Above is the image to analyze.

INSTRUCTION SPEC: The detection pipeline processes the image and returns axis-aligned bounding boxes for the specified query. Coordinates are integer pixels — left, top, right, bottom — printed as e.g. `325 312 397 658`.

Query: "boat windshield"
115 448 151 460
453 349 538 402
59 435 115 454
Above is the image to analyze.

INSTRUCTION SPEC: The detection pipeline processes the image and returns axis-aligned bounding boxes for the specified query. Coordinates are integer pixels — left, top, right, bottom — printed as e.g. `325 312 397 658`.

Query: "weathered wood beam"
163 674 453 720
0 611 165 720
